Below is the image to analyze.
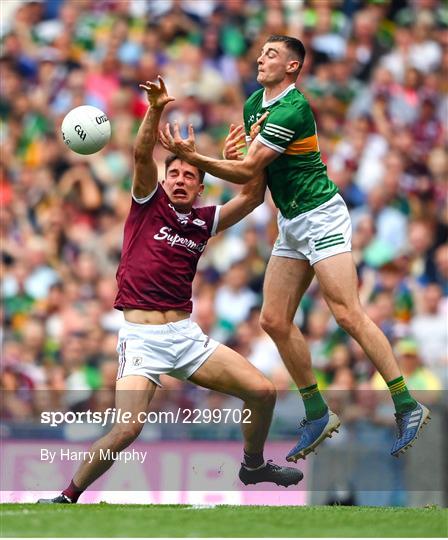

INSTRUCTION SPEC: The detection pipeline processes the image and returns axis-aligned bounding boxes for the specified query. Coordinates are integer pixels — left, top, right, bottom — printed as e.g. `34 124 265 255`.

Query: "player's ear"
197 183 205 197
287 60 300 74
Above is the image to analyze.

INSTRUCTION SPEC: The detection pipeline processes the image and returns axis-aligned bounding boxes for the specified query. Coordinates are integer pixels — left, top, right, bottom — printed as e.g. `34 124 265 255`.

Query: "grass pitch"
1 504 447 537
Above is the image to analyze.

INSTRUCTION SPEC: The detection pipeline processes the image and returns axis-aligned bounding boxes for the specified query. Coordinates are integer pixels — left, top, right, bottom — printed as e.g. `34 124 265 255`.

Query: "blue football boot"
286 410 341 462
391 402 431 457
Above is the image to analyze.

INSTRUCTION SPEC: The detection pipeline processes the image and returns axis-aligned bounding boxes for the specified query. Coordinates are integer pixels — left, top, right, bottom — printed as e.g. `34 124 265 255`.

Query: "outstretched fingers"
158 122 196 156
158 123 173 150
254 111 269 128
250 111 269 139
138 83 152 92
172 121 182 141
228 123 243 134
139 76 175 106
226 124 244 140
223 124 246 160
158 130 168 149
164 122 173 140
229 126 246 147
157 75 167 92
187 123 196 142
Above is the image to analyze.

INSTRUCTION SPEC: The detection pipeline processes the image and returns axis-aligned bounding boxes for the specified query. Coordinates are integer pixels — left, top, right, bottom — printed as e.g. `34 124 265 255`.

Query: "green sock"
387 376 418 414
299 384 328 421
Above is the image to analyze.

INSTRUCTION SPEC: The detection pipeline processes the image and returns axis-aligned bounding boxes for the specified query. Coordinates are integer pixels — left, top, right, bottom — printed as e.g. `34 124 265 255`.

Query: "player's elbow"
242 197 259 214
133 148 147 164
229 168 252 185
255 191 265 207
239 160 261 184
133 144 155 163
242 190 264 213
249 189 265 209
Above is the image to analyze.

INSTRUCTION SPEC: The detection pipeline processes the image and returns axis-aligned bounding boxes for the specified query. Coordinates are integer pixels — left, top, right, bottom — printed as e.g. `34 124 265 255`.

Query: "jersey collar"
262 83 296 108
169 203 191 218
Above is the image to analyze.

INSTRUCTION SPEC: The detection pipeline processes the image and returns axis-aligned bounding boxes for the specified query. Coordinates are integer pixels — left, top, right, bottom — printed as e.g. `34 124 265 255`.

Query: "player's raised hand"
139 76 175 110
222 124 246 160
159 122 196 159
249 111 269 140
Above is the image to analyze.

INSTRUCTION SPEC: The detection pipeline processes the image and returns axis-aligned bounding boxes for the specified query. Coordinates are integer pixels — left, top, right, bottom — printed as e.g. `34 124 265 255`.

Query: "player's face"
163 160 204 211
257 42 295 86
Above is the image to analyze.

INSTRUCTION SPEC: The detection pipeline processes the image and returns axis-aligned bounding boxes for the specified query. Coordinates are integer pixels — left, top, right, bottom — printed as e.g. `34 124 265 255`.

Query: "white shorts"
116 319 220 386
272 193 352 266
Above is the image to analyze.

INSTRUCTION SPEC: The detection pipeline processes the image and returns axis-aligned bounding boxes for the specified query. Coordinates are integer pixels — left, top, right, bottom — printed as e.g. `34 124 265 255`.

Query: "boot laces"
394 413 407 437
266 459 281 471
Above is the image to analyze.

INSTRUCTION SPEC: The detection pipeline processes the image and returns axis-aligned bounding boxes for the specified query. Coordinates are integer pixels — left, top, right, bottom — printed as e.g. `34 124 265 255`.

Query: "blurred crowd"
1 0 447 427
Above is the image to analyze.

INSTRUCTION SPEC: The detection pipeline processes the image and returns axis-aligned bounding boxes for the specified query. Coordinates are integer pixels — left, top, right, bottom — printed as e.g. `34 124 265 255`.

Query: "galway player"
159 35 430 461
38 77 301 504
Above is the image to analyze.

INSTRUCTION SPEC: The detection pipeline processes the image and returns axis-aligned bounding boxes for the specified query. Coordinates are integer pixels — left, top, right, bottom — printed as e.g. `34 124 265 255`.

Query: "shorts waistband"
278 193 342 222
122 318 192 334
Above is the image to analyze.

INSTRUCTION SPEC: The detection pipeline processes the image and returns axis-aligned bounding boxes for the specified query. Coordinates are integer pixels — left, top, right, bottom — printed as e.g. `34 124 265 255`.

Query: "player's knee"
111 424 142 449
247 379 277 408
260 381 277 406
333 307 362 335
259 312 289 341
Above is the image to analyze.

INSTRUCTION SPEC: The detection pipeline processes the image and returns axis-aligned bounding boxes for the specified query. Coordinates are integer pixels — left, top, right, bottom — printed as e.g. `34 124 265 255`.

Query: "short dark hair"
265 35 306 74
164 153 205 183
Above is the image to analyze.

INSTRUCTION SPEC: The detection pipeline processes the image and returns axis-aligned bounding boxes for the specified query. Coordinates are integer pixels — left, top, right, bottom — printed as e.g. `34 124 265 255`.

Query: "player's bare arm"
216 173 267 233
133 76 175 199
159 121 278 185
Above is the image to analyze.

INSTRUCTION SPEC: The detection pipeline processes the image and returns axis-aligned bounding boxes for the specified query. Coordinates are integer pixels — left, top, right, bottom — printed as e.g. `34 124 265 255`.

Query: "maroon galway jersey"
114 184 220 313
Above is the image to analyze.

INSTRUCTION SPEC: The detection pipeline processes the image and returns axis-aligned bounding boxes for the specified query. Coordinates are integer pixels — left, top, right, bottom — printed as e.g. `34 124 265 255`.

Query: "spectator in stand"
214 260 259 338
411 283 447 384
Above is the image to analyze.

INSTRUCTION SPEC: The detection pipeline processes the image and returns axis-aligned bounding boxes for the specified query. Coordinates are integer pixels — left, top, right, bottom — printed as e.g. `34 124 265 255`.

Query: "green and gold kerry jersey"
244 84 338 219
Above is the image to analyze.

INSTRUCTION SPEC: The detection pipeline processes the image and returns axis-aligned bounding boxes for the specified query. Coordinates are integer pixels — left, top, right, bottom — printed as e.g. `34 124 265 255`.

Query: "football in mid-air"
61 105 111 155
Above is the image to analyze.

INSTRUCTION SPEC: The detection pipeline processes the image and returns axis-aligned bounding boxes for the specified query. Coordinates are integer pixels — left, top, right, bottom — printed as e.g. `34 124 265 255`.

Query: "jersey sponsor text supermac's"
153 226 206 253
114 184 218 313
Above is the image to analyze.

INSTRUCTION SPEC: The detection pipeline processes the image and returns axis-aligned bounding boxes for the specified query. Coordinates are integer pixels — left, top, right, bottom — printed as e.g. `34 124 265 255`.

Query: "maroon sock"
243 450 264 469
62 479 84 503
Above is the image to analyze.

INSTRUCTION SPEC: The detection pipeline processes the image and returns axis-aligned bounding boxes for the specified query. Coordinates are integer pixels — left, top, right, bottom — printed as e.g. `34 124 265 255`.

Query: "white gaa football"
61 105 111 155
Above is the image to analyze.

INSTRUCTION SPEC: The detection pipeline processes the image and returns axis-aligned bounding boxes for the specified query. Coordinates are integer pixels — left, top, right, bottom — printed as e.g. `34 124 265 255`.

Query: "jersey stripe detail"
263 127 292 141
315 240 345 251
211 205 222 236
315 233 344 245
265 123 295 135
256 134 285 153
284 134 319 155
315 240 344 250
315 234 343 244
132 184 159 204
118 340 127 378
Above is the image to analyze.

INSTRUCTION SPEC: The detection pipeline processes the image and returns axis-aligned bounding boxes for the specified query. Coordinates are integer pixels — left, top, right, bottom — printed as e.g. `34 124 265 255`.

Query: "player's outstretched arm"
216 173 267 233
133 76 175 199
159 122 278 185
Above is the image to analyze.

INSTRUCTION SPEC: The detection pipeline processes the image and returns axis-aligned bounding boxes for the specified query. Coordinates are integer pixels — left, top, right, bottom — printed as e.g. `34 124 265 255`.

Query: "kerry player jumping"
159 35 430 461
